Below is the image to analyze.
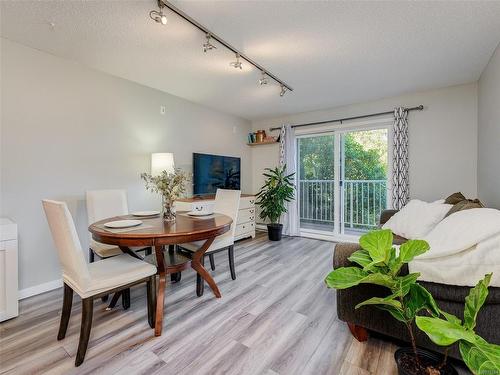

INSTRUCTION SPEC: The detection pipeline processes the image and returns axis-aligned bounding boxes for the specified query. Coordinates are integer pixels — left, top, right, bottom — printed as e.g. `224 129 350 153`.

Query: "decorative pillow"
382 199 452 239
445 198 485 217
444 192 466 205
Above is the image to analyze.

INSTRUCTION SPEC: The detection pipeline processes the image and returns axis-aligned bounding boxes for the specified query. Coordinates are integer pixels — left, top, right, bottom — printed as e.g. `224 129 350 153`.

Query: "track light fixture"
149 0 167 25
259 71 269 85
203 33 217 53
229 53 243 70
149 1 293 96
280 84 287 97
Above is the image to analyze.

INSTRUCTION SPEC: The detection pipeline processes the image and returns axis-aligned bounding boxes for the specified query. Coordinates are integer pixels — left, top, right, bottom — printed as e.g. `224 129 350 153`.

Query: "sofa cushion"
420 280 500 304
444 192 466 205
382 199 452 239
445 198 485 217
444 192 485 217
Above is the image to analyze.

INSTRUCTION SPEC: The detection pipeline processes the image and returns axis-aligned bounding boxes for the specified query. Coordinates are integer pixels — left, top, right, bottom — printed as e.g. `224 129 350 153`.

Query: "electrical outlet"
160 105 166 115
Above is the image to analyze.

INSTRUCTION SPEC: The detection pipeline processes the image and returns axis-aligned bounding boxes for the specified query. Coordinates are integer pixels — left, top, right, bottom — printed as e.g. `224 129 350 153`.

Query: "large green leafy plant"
325 229 438 368
416 274 500 375
325 229 500 374
255 165 295 224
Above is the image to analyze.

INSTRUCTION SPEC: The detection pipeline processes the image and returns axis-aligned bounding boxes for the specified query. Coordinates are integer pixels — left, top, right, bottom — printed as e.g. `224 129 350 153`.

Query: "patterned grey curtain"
279 125 286 165
278 125 300 236
392 107 410 210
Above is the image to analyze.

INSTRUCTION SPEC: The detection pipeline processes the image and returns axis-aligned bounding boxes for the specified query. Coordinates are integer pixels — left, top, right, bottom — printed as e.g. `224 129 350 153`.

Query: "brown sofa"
333 209 500 360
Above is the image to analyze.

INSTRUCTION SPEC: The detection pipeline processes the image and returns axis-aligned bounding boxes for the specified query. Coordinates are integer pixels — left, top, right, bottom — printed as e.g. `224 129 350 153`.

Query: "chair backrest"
214 189 241 242
86 189 128 224
42 200 91 288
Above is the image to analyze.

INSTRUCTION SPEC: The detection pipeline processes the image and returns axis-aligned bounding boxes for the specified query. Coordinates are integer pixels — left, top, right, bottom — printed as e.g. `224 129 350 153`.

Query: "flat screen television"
193 153 241 196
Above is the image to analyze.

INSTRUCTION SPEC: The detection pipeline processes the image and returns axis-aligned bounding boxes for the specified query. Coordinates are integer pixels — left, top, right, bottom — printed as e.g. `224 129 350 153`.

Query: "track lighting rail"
158 0 294 92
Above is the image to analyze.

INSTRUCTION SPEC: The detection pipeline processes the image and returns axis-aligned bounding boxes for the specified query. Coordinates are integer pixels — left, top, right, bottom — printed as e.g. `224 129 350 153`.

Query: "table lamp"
151 153 175 176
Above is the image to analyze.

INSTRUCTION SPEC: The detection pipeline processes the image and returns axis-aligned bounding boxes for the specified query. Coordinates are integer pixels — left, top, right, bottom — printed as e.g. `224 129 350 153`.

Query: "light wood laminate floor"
0 233 469 375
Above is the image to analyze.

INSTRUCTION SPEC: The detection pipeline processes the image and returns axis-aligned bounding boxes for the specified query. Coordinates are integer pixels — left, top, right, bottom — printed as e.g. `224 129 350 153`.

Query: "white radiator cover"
0 218 18 321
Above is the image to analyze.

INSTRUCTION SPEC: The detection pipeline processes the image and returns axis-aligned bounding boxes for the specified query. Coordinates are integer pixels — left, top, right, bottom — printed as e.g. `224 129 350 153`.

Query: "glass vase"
162 196 176 222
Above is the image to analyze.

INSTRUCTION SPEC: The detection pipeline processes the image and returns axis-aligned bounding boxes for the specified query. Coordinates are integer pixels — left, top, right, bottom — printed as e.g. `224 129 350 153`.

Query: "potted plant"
416 273 500 375
325 229 499 375
141 168 190 222
255 165 295 241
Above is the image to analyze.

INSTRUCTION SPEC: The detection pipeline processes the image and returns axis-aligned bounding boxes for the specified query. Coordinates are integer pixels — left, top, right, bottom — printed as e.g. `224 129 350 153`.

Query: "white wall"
0 39 252 291
478 42 500 209
252 83 478 210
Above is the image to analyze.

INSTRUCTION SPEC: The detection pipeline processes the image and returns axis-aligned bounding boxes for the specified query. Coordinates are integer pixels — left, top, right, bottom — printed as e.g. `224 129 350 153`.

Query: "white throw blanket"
409 208 500 287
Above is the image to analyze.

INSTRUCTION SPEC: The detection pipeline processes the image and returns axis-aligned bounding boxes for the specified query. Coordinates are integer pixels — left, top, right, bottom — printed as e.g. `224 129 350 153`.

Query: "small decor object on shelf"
141 169 190 222
255 130 266 143
247 130 278 145
255 165 295 241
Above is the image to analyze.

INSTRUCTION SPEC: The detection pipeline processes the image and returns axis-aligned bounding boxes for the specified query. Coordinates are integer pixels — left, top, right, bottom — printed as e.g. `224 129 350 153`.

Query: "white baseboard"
300 229 359 243
18 278 62 300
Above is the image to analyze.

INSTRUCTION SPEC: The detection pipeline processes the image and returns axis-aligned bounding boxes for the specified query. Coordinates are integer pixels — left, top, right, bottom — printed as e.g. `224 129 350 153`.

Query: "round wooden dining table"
89 211 232 336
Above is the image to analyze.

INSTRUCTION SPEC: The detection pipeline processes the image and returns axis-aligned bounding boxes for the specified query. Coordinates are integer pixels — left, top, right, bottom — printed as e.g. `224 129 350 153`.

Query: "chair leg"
228 245 236 280
209 254 216 271
57 283 73 340
145 247 152 256
170 272 181 283
122 288 131 310
146 276 156 329
75 297 94 367
196 256 205 297
106 291 122 310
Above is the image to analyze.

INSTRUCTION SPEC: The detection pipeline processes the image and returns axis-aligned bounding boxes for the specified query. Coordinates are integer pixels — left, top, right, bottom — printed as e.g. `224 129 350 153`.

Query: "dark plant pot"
267 223 283 241
394 347 457 375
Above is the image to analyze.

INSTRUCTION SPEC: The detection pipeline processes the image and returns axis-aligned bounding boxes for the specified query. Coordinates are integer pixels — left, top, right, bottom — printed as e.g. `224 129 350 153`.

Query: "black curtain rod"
269 105 424 131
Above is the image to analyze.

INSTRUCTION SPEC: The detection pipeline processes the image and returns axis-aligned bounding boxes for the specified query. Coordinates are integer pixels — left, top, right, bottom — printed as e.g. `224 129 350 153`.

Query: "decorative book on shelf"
247 129 279 146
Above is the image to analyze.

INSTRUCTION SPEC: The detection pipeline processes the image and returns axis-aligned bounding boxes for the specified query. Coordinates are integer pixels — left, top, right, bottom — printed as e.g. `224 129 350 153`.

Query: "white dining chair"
42 199 157 367
86 189 129 262
179 189 241 296
86 189 152 307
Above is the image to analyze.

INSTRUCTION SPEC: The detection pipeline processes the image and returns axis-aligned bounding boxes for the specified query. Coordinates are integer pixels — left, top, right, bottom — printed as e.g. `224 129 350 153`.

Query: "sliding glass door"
297 134 336 232
297 126 389 237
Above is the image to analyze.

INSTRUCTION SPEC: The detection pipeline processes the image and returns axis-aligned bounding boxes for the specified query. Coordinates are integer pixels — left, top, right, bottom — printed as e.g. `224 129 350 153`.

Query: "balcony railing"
299 179 387 231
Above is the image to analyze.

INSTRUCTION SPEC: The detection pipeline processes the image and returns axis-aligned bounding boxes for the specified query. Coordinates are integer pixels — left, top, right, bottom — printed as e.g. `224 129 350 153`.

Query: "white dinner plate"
131 210 160 217
187 211 214 217
104 219 143 228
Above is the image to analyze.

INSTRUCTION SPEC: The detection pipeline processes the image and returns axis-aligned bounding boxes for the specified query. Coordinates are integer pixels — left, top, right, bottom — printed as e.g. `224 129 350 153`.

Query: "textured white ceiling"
1 1 500 120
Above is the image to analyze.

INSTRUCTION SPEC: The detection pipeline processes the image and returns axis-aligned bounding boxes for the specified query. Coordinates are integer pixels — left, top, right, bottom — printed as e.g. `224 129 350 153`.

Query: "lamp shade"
151 153 175 176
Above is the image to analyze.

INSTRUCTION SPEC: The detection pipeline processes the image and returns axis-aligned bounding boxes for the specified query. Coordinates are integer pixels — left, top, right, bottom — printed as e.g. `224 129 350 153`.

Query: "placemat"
97 224 154 234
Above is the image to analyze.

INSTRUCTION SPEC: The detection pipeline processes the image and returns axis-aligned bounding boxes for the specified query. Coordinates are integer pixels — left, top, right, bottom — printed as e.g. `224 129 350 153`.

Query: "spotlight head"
203 34 217 53
280 84 287 97
230 54 243 70
259 71 268 85
149 1 167 25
